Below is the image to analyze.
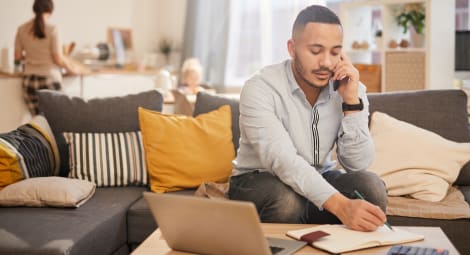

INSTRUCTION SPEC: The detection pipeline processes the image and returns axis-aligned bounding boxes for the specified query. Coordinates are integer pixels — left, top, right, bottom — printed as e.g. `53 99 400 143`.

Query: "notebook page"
287 225 424 254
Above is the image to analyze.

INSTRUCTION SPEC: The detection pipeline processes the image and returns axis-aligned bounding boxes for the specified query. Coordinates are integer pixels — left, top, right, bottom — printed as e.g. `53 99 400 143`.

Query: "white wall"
0 0 187 64
428 0 456 90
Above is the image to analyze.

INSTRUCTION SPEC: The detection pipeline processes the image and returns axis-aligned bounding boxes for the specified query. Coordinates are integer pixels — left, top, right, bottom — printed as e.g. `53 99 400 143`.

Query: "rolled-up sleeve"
240 80 338 207
336 93 375 172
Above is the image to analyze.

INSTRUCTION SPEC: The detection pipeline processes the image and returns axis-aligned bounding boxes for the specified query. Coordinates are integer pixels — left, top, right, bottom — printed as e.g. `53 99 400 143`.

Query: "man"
229 5 388 232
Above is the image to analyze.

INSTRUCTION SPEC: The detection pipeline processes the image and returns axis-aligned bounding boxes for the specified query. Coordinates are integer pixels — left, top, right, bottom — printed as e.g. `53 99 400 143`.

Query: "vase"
410 26 425 48
375 36 383 50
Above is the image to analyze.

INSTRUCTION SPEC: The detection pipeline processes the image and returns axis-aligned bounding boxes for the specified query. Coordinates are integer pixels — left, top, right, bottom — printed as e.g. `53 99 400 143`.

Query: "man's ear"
287 39 296 59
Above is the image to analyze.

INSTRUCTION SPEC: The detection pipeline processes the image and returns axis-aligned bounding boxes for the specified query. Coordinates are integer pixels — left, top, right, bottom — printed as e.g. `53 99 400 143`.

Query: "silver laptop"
143 192 307 255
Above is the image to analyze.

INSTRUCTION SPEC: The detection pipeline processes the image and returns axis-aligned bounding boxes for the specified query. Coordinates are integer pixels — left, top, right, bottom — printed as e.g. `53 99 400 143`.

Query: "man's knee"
349 171 387 212
229 172 306 223
261 184 305 223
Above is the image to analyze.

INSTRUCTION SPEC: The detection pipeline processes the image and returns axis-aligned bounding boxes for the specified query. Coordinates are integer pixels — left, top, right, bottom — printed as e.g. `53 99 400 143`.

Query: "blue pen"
353 190 394 231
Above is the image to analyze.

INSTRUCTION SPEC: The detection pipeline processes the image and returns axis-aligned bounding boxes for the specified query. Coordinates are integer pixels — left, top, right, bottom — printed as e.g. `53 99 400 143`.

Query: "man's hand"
323 192 386 232
332 52 360 105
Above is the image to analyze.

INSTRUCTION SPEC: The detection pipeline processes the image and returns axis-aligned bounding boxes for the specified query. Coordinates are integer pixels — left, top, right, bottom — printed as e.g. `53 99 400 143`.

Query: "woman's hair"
32 0 54 39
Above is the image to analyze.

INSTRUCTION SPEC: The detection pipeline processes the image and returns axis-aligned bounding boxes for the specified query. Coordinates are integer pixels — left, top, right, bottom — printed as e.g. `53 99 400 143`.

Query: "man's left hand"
332 52 360 105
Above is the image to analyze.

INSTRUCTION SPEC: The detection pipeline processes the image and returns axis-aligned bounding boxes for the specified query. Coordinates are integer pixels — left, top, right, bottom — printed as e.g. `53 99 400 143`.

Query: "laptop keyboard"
387 245 449 255
270 246 285 254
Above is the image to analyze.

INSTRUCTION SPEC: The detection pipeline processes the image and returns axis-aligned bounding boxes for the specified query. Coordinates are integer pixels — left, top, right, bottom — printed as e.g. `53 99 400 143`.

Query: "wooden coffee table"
131 223 459 255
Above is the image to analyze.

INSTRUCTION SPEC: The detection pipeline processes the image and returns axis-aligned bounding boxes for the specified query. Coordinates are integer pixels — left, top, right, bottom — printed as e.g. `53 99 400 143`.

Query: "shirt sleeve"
336 85 375 172
239 79 338 207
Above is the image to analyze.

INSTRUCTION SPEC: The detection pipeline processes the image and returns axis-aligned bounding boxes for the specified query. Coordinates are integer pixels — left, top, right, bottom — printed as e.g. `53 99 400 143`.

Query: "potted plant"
395 3 425 47
375 30 383 49
158 38 173 64
396 3 425 34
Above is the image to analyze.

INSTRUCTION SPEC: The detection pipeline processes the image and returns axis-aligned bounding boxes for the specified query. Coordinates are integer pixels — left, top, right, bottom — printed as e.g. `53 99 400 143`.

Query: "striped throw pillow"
0 116 59 189
63 132 148 187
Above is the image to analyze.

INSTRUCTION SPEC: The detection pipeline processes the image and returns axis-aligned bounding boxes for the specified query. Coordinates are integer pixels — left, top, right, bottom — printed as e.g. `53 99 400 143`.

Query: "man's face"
288 22 343 88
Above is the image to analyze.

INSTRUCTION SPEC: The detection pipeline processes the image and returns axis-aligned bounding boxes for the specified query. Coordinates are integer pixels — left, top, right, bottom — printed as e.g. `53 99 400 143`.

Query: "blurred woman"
14 0 78 115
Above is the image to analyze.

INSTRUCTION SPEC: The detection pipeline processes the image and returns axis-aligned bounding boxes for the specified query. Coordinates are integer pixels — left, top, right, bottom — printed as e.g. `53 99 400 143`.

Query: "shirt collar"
285 59 332 104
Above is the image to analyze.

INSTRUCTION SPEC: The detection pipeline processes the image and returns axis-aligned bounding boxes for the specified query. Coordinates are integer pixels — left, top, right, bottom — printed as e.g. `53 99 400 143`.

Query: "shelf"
346 49 382 53
341 0 455 92
384 48 426 52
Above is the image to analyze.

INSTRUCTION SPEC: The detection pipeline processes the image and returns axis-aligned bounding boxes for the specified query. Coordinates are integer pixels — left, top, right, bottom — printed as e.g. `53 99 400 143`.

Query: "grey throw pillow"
38 90 163 177
38 90 163 133
193 92 240 152
368 90 470 143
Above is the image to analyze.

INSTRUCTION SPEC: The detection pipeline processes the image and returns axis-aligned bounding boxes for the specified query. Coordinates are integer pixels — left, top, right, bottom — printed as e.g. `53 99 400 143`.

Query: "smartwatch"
342 98 364 112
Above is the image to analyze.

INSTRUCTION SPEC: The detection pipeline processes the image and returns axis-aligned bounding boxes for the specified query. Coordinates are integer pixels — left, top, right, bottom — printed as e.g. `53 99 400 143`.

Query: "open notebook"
286 225 424 254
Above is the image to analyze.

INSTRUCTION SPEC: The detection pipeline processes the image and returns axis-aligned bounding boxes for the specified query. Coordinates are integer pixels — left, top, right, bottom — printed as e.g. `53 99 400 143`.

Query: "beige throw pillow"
369 112 470 202
0 177 96 207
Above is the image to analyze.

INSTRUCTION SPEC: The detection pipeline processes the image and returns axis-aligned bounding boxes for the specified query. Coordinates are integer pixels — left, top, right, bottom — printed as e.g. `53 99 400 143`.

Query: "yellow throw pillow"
369 111 470 202
139 105 234 193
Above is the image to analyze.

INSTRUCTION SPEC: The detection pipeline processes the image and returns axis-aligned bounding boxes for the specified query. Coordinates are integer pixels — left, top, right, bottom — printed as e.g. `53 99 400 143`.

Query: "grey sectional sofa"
0 89 469 254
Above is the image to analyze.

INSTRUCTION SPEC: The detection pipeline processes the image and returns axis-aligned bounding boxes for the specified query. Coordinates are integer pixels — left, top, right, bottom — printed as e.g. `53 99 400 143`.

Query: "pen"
353 190 394 231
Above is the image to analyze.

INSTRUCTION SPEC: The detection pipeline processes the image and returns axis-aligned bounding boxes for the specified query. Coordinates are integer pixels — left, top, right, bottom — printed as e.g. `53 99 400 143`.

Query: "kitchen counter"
0 67 159 78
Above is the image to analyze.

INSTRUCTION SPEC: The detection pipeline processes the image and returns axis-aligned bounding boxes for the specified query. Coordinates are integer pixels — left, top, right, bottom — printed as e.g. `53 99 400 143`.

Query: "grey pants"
228 170 387 224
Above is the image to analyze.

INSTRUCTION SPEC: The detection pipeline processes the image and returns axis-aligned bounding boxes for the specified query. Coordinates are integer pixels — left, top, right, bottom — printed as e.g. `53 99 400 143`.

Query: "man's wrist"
343 98 360 105
342 98 363 114
322 192 349 217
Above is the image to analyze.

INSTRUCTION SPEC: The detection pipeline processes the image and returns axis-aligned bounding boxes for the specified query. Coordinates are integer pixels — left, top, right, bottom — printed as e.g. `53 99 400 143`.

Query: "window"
225 0 326 87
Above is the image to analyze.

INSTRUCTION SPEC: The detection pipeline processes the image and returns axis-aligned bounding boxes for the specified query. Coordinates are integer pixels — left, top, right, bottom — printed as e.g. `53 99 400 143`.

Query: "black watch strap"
342 98 364 112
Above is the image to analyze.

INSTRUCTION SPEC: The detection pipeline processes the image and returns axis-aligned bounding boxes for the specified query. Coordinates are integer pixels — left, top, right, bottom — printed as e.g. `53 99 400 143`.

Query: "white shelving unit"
340 0 455 92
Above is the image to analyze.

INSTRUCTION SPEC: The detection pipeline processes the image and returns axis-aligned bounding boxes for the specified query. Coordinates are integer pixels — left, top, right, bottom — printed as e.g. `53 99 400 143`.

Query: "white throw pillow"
369 112 470 202
0 177 95 207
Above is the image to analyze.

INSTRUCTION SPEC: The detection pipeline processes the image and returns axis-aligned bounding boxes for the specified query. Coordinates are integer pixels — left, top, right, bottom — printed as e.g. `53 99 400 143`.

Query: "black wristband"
342 98 363 112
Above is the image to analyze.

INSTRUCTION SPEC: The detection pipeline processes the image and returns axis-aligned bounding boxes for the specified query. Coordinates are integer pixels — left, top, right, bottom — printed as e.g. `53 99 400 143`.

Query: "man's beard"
293 52 332 89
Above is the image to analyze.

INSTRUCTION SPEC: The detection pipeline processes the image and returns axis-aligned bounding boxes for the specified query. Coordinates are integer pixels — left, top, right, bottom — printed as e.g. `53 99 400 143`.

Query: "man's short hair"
292 5 342 37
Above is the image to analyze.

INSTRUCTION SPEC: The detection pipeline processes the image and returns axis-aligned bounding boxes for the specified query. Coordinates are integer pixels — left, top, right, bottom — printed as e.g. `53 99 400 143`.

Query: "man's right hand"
323 192 386 232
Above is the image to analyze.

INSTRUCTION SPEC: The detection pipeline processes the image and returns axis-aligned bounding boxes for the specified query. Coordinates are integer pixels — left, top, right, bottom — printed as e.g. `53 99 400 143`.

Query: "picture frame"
107 27 133 50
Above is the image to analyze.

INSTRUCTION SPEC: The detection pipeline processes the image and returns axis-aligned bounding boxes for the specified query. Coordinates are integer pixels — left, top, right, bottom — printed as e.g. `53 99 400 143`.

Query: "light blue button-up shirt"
232 60 374 207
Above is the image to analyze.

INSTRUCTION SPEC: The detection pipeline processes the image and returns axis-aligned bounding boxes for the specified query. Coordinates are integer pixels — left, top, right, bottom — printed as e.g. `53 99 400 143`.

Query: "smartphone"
332 75 349 91
333 79 340 91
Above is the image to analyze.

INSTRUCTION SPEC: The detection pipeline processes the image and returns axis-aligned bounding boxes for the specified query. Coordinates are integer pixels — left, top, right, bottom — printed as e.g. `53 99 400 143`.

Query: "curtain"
225 0 326 87
182 0 230 91
182 0 326 89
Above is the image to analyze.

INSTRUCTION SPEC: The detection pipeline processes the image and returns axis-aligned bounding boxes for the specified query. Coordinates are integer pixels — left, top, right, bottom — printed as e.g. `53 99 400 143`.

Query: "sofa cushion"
0 115 60 189
193 92 240 151
63 131 148 187
38 90 163 133
0 177 95 208
38 90 163 177
127 189 196 244
368 89 470 143
369 111 470 201
456 162 470 186
139 106 234 193
460 186 470 204
0 187 145 255
386 186 470 219
368 90 470 188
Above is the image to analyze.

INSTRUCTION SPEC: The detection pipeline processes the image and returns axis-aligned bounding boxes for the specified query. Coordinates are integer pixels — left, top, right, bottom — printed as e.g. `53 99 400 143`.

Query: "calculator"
387 245 449 255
